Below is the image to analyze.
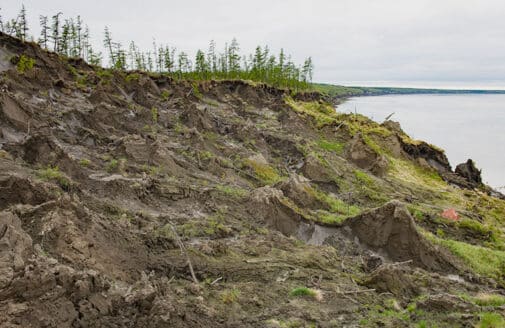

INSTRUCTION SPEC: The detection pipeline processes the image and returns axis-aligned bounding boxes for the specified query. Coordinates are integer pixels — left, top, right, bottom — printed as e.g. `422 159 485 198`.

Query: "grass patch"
160 89 171 101
289 287 322 300
79 158 91 167
125 72 140 82
478 312 505 328
434 237 505 281
220 289 240 304
106 159 119 172
97 69 114 83
473 293 505 307
388 156 445 190
244 159 282 185
317 139 344 154
37 166 70 189
215 185 249 199
285 97 337 128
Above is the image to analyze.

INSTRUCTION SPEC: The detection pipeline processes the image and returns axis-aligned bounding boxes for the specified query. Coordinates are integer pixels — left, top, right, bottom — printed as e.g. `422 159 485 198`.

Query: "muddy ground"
1 32 505 327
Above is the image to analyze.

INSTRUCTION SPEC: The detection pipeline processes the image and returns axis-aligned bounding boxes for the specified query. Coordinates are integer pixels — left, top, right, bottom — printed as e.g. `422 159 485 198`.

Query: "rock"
455 159 482 186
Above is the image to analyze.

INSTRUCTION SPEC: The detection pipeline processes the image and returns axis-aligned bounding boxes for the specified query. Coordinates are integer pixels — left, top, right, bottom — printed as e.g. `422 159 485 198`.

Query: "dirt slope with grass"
1 32 505 327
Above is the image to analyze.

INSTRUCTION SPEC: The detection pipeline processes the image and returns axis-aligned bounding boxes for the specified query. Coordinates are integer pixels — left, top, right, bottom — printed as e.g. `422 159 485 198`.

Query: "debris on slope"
1 32 505 327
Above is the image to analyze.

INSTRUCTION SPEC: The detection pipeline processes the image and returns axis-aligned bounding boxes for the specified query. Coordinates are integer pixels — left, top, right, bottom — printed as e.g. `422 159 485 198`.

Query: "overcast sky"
2 0 505 88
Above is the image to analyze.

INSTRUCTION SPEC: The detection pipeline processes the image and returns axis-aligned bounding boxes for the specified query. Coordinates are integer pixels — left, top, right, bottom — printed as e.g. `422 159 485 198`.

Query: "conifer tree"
18 5 28 41
227 38 240 77
195 49 208 79
50 12 63 52
0 8 4 32
207 40 217 73
103 26 115 66
38 16 49 49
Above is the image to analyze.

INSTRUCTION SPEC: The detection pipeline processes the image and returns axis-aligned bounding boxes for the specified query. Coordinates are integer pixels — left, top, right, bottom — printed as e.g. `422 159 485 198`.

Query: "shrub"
106 159 119 172
220 289 240 304
15 54 35 73
125 73 140 82
160 90 171 101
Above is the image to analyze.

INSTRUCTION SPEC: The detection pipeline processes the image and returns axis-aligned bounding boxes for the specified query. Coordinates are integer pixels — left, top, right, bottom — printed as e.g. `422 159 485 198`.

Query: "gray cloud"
2 0 505 86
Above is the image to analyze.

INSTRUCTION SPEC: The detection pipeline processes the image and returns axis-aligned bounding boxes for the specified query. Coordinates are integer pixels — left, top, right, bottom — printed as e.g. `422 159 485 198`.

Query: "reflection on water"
337 94 505 189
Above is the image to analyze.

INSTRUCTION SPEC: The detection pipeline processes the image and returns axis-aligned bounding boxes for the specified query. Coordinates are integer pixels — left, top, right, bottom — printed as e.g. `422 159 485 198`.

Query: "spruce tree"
50 12 63 52
39 16 49 49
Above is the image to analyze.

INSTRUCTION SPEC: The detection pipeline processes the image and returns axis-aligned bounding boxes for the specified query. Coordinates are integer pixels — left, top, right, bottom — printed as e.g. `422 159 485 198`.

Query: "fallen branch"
210 277 223 285
169 224 199 284
337 288 376 295
390 259 413 266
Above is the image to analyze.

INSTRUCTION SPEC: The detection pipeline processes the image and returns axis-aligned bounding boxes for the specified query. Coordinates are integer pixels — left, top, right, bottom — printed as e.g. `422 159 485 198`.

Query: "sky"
2 0 505 88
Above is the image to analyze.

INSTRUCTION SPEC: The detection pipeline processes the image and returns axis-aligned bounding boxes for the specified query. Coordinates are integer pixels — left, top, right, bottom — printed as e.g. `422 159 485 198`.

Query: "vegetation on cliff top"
0 5 314 90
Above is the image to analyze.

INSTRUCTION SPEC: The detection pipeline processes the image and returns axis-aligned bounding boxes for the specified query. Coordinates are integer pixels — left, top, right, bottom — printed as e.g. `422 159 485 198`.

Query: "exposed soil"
1 32 505 327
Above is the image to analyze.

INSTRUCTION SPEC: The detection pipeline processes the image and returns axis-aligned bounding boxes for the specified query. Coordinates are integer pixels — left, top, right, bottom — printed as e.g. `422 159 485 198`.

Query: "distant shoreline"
313 83 505 99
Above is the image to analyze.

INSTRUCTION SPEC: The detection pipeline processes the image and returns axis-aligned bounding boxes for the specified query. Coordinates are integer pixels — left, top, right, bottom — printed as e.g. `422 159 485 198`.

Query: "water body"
337 94 505 190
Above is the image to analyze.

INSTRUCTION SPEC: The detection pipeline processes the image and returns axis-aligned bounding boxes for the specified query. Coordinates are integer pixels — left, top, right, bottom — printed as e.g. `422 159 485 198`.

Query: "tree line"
0 6 314 90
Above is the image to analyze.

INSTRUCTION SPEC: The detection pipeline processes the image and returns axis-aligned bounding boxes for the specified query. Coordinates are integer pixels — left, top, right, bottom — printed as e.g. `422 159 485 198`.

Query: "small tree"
50 12 63 52
18 5 28 40
38 15 49 49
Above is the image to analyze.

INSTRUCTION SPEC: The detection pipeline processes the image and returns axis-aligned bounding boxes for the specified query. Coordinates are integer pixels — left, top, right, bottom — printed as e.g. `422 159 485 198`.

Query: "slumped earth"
1 32 505 327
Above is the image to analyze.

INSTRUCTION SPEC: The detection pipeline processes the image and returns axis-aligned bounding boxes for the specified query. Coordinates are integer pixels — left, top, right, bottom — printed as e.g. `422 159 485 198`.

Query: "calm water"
338 94 505 190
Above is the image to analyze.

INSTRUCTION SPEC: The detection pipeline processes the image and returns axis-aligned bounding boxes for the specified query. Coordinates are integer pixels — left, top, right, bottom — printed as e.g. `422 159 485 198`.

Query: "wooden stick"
170 224 199 284
337 288 376 295
210 277 223 285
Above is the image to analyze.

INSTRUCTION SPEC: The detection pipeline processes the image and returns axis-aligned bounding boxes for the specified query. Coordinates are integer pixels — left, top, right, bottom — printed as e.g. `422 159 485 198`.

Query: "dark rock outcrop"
455 159 482 187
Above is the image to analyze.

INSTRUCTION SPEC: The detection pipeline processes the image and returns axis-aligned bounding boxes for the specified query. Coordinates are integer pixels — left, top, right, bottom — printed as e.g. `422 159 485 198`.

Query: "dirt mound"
343 200 461 272
249 186 304 236
363 264 423 299
346 133 389 176
278 174 326 209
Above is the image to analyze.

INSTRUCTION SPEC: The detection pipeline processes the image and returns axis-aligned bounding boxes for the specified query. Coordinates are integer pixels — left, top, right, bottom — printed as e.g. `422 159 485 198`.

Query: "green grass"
436 238 505 281
215 185 249 199
285 97 337 128
16 54 35 73
160 89 171 101
37 166 70 188
79 159 91 167
478 312 505 328
473 293 505 307
289 287 321 300
220 289 240 304
125 72 140 82
106 159 119 172
244 159 282 185
151 107 158 123
316 139 344 154
354 169 374 186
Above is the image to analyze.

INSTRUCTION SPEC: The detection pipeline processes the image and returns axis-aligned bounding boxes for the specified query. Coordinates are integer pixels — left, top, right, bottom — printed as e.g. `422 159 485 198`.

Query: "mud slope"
1 33 505 327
